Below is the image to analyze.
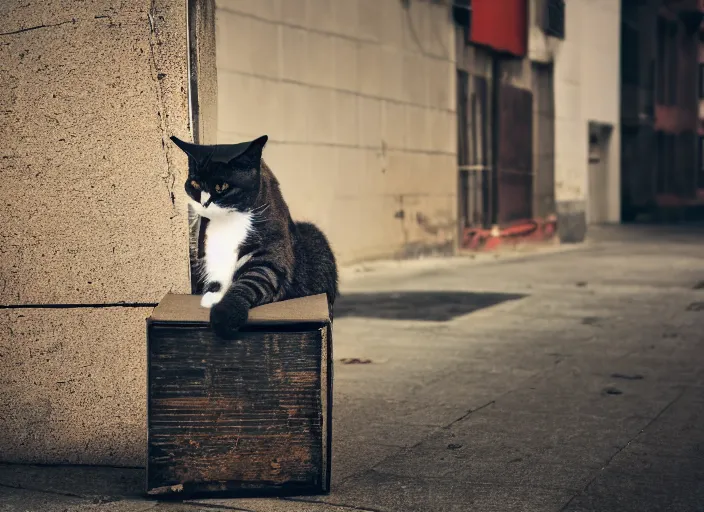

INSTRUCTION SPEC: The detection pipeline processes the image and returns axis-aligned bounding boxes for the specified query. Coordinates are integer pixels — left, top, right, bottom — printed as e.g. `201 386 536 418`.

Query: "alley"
2 225 704 511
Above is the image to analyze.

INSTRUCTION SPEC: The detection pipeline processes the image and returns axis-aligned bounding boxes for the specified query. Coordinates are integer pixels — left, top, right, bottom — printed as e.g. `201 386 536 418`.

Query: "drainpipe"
490 54 501 229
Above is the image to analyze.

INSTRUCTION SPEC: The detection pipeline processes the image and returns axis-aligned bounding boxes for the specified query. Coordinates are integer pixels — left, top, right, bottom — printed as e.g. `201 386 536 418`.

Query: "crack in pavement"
443 399 496 429
0 482 140 507
558 387 687 511
0 481 88 500
182 502 257 512
0 481 258 512
354 470 582 492
283 497 385 512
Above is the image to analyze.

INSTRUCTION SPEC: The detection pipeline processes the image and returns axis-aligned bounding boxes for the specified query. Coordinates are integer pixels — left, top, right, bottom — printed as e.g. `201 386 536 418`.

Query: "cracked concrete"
1 225 704 511
0 18 78 36
147 0 179 212
0 0 194 465
0 0 192 305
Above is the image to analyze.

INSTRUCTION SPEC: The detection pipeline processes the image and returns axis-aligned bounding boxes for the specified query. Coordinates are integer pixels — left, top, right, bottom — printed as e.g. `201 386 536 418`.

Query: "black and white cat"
171 135 338 339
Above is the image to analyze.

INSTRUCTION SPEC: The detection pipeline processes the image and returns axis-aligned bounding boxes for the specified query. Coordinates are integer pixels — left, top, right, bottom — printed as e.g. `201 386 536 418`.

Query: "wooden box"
145 293 332 498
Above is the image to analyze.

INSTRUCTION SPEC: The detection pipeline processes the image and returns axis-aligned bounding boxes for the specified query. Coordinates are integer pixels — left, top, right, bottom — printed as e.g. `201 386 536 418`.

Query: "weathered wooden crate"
145 293 332 498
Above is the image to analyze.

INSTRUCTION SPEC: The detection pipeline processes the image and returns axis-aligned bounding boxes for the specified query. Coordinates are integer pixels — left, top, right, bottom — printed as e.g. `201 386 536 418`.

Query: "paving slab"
0 486 156 512
322 470 575 512
2 226 704 511
563 452 704 512
0 464 144 502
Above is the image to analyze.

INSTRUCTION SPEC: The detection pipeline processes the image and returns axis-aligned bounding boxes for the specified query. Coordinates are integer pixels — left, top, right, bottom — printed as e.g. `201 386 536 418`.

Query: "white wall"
214 0 457 263
552 0 621 224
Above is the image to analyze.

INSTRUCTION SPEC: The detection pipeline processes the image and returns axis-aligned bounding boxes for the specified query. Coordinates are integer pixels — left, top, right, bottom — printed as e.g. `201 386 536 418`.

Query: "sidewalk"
2 225 704 511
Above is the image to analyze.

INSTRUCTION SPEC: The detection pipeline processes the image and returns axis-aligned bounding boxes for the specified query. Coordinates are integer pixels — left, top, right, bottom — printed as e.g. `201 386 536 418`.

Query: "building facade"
0 0 461 467
621 0 704 221
210 0 458 264
1 0 656 467
552 0 622 238
455 0 621 247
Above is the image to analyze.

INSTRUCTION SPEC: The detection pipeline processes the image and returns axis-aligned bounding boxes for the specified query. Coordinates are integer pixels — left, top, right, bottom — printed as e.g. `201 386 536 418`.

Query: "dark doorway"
497 82 534 225
532 62 555 219
457 69 493 232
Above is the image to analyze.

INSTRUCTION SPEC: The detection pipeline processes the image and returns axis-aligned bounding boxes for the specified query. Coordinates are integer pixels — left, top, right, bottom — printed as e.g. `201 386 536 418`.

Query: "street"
2 225 704 511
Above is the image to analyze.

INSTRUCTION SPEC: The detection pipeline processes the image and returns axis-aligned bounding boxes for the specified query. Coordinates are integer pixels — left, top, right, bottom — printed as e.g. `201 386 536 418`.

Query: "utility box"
145 293 332 497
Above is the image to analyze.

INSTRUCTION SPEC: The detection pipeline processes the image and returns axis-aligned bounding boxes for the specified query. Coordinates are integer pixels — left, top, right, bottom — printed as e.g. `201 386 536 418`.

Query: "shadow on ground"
335 291 526 321
0 463 144 501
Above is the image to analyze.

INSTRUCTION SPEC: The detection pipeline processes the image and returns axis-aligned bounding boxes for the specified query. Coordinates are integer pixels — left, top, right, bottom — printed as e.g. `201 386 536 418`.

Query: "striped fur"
173 135 338 339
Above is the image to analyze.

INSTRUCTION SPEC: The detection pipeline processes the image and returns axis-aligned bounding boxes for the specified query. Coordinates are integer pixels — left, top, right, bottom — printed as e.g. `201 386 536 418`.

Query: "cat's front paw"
201 291 224 308
210 295 250 340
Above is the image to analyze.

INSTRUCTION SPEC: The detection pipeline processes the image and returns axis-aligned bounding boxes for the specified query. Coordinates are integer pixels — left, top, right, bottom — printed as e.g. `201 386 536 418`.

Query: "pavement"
2 224 704 511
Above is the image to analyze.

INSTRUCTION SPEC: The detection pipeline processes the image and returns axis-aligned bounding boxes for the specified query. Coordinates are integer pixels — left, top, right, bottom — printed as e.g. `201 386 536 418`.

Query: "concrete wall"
528 0 560 65
214 0 457 263
0 0 192 465
549 0 622 240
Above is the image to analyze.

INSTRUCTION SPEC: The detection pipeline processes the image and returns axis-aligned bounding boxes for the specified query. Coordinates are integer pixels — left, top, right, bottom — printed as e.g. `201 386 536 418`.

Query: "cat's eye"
190 180 201 190
215 183 229 193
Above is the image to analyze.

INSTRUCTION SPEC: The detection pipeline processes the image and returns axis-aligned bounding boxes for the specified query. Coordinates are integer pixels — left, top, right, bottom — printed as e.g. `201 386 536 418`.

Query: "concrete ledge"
557 200 587 243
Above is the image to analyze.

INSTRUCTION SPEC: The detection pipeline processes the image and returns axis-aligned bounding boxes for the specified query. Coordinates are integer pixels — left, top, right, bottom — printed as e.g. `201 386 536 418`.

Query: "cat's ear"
170 136 205 162
229 135 268 170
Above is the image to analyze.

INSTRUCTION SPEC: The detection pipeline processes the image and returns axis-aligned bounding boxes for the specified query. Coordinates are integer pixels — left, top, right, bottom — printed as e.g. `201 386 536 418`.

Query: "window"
457 69 492 230
656 17 679 106
544 0 565 39
656 18 667 104
452 0 471 32
621 21 640 85
699 136 704 189
656 132 676 194
667 22 678 105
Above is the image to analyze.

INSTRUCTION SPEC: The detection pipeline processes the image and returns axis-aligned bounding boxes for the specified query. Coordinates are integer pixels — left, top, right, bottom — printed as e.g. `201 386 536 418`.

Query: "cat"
170 135 338 340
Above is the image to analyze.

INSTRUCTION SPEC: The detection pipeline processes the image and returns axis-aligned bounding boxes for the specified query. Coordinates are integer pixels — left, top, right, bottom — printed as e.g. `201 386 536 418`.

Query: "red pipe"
462 215 558 251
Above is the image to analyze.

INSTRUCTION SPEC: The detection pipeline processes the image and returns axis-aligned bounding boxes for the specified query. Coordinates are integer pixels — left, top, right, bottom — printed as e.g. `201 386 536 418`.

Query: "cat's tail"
293 221 339 309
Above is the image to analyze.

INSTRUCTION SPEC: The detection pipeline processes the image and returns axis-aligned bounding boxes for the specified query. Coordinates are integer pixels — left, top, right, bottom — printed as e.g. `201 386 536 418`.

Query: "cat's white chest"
201 212 253 301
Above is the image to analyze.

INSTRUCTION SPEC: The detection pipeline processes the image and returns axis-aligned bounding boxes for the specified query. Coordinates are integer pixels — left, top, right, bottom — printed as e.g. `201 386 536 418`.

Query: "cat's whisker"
249 203 270 215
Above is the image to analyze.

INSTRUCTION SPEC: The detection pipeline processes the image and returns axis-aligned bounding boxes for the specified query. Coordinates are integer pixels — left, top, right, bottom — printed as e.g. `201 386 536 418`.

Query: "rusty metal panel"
699 135 704 189
622 125 657 208
658 131 698 199
497 84 533 225
656 131 672 195
678 131 698 198
457 70 492 229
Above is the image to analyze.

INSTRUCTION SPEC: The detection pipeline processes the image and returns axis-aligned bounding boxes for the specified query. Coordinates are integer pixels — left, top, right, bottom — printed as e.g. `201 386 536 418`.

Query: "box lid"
148 293 330 326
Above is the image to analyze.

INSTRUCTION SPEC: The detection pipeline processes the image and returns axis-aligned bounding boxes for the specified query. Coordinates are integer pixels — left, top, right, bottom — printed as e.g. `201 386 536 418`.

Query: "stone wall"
214 0 458 263
0 0 192 465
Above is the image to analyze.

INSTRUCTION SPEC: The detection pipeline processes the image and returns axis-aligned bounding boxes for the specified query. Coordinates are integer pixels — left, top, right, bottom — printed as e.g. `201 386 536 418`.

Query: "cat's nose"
200 191 211 206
